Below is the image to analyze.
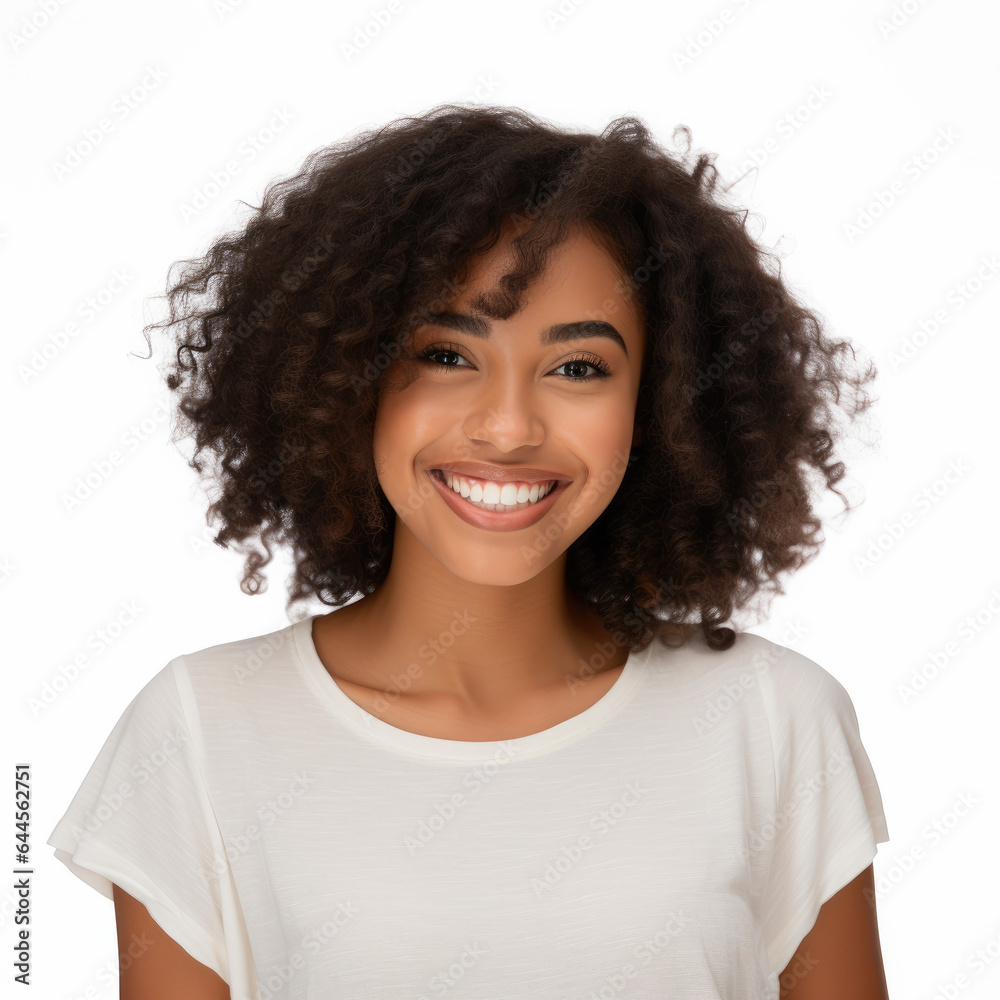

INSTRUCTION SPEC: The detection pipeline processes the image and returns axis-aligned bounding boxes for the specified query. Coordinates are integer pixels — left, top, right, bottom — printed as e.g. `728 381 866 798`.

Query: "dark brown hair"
139 103 876 652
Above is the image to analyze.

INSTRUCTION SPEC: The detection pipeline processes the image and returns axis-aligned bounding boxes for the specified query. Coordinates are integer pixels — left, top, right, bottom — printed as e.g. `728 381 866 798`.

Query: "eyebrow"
420 310 629 359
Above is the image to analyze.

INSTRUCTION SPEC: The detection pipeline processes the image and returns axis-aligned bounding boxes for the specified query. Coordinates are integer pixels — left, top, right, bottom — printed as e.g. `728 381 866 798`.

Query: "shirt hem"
764 826 887 975
47 836 230 984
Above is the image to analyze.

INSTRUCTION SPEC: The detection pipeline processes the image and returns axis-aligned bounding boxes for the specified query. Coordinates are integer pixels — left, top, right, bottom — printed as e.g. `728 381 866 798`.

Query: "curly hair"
138 102 877 653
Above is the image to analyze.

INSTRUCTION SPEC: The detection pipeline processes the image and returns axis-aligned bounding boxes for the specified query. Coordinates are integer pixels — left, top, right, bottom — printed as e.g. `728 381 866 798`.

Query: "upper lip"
431 462 571 485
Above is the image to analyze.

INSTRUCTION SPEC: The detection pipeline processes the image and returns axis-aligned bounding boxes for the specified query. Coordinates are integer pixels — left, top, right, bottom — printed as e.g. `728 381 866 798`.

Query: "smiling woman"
46 103 890 999
371 219 645 585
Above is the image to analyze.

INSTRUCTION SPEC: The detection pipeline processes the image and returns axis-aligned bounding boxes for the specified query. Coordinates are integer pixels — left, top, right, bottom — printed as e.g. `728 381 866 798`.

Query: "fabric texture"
47 616 889 999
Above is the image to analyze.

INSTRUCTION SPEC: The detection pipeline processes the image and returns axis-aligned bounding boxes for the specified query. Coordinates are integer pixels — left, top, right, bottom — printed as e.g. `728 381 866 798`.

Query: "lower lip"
428 470 570 532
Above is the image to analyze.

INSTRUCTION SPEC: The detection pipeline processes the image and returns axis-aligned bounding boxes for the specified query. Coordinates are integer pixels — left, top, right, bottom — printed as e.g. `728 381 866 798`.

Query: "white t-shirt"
47 614 889 1000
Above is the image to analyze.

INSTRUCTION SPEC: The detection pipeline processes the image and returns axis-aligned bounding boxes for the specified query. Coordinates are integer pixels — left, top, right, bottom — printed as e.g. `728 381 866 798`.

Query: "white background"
4 0 999 997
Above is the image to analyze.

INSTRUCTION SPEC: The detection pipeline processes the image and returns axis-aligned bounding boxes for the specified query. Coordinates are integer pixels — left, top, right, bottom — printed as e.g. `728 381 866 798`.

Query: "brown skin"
110 221 891 994
311 603 631 741
779 863 891 999
315 221 647 723
112 883 229 999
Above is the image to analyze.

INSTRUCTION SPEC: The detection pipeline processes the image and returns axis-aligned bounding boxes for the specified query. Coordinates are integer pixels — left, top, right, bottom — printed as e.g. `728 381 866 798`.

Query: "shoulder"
647 626 839 693
735 632 857 719
112 656 189 737
105 621 304 747
651 628 859 737
718 633 864 756
165 619 303 696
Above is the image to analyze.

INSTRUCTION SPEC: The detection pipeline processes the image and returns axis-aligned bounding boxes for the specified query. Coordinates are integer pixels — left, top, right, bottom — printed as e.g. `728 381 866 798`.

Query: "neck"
338 529 626 707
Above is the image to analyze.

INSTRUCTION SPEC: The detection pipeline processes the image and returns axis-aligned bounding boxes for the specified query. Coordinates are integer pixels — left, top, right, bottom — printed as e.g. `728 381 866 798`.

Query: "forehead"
445 222 646 357
463 220 629 294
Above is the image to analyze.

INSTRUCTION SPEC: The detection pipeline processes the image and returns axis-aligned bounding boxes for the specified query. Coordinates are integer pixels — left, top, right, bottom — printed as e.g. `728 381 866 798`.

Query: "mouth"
427 468 571 532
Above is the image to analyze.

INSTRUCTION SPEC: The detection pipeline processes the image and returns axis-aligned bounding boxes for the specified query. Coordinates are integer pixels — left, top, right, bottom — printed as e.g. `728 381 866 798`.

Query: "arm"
779 863 890 999
113 883 231 1000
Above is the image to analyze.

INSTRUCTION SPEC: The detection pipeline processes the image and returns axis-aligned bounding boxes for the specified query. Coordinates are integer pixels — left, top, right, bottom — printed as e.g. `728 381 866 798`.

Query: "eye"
552 355 614 381
416 344 614 382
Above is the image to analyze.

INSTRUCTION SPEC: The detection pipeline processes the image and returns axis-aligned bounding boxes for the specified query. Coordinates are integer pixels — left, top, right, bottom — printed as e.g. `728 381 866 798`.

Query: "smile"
436 470 558 510
428 469 570 532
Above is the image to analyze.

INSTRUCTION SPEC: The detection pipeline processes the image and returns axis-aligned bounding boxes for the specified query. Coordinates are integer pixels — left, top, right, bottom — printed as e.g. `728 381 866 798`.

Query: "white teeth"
439 471 556 511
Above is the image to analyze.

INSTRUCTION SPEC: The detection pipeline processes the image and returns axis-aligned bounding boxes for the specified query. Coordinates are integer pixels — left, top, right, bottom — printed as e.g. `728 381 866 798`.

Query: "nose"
461 377 546 453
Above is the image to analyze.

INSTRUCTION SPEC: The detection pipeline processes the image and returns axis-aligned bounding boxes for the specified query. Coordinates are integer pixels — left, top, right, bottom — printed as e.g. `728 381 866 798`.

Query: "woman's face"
373 222 646 585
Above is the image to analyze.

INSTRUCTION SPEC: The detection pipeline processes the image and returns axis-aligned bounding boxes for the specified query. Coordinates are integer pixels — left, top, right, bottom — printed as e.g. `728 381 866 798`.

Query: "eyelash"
414 343 614 382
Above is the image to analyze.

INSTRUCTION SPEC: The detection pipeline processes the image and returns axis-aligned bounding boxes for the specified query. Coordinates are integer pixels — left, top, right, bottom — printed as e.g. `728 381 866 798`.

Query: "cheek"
572 394 635 480
372 381 414 451
371 398 404 485
372 383 438 478
589 389 631 420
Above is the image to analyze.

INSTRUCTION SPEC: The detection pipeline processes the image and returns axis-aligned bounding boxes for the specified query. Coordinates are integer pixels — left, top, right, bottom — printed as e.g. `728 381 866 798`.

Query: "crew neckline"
291 613 654 761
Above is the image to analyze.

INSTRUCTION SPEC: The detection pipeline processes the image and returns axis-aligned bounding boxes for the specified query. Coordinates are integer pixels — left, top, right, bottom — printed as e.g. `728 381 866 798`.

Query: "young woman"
48 104 891 999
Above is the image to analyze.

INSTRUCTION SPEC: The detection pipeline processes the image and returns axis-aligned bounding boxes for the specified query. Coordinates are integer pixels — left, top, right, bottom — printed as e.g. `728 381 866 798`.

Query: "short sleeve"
46 658 233 984
754 647 890 976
